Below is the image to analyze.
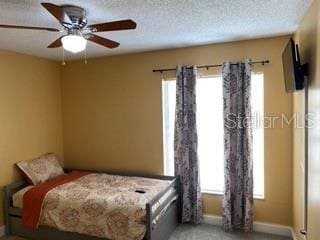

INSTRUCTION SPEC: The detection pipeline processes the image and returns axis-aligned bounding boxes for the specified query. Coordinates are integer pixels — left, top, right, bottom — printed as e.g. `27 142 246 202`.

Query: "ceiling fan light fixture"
61 35 87 53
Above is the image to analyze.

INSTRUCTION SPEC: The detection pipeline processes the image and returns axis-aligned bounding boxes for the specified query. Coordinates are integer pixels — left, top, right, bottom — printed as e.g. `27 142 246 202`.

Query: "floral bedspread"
39 173 171 240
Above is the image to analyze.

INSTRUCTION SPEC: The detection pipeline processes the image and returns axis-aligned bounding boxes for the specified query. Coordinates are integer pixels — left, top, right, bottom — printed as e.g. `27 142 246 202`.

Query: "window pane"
162 80 176 176
196 77 224 193
252 73 264 197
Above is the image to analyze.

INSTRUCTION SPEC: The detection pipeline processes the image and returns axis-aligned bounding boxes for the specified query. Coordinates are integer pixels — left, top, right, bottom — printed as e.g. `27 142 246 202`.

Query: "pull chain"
84 48 88 64
61 48 66 66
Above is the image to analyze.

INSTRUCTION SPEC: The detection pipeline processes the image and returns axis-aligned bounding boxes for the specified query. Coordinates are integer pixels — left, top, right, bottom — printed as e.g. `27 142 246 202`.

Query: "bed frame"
4 168 181 240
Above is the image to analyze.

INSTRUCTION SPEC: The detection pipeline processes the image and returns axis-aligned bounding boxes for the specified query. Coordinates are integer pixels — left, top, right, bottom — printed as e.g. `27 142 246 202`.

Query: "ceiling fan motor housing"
62 5 87 29
66 28 83 37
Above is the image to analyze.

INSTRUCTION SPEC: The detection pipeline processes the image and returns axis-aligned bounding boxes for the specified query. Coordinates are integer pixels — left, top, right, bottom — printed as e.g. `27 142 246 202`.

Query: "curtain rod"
152 60 270 73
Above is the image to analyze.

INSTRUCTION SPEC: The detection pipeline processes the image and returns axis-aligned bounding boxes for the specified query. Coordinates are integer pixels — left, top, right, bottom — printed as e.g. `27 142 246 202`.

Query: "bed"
4 168 180 240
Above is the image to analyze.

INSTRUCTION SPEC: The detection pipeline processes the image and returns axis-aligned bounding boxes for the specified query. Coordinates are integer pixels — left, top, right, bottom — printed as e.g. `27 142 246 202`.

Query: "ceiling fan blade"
47 36 63 48
41 2 73 26
89 20 136 32
87 34 120 49
0 24 59 32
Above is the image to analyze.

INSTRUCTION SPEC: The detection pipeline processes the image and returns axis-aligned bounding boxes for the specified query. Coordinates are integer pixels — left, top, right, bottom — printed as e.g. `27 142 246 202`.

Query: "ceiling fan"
0 2 137 53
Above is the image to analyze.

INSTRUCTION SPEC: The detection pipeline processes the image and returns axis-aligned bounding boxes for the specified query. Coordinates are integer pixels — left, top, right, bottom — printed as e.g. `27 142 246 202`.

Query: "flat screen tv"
282 38 308 93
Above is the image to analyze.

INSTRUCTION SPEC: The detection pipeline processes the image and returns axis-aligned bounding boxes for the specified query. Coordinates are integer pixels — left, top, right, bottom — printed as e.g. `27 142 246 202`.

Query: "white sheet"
12 185 34 208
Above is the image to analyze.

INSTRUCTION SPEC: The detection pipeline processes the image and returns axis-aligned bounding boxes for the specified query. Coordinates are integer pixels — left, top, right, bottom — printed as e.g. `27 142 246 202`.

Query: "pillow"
16 153 64 185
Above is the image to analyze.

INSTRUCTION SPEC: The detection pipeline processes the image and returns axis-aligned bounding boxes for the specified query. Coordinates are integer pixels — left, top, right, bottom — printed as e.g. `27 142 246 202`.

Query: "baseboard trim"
203 215 293 238
291 228 303 240
203 214 223 226
291 229 297 240
253 221 292 237
0 225 5 237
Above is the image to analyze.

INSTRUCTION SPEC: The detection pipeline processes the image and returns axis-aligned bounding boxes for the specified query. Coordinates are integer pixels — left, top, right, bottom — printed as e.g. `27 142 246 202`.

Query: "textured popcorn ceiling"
0 0 312 60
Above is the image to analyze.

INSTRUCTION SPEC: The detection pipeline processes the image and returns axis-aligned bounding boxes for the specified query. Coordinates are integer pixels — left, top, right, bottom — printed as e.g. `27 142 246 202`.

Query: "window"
162 74 264 198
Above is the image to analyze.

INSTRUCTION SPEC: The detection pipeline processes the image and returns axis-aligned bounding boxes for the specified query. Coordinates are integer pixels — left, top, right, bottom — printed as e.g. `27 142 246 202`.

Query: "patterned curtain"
222 59 254 232
174 65 202 224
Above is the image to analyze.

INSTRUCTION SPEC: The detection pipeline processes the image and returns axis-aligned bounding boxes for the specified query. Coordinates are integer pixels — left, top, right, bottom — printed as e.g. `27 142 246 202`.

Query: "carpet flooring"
1 224 292 240
169 224 292 240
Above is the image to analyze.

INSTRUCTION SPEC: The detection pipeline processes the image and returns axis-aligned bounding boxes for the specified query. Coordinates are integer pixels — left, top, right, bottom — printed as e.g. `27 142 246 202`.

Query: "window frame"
162 73 265 200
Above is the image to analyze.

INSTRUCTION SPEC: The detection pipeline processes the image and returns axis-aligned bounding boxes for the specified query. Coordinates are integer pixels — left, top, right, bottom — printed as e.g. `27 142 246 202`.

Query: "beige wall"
294 0 320 239
61 36 293 225
0 50 64 226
